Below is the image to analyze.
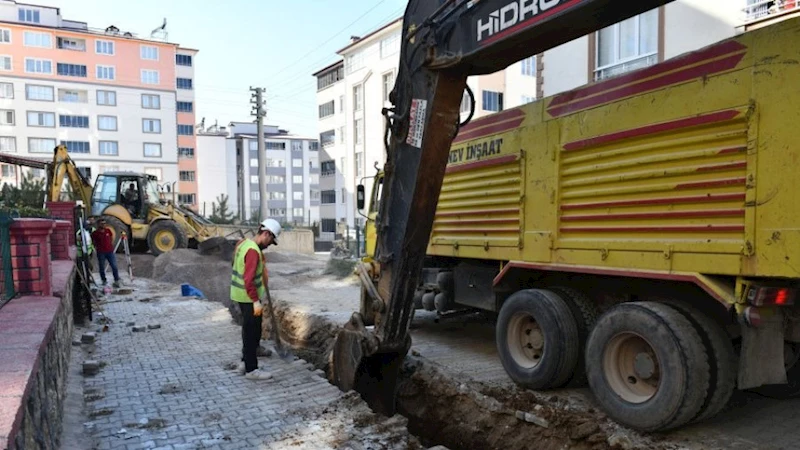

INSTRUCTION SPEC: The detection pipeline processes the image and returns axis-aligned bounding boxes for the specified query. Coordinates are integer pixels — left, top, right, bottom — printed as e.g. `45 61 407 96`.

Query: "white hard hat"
260 218 282 245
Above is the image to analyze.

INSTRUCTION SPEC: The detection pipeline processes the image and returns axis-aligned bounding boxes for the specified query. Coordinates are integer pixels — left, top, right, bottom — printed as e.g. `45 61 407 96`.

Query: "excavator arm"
331 0 676 415
0 145 93 205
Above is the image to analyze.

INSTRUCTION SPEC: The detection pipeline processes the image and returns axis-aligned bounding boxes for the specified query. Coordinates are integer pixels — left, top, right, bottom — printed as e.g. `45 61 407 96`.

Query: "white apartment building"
315 1 749 235
0 0 198 205
195 124 237 218
226 122 320 225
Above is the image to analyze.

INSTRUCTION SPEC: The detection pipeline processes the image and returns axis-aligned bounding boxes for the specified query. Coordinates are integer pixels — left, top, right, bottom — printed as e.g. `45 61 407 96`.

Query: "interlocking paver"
60 278 420 450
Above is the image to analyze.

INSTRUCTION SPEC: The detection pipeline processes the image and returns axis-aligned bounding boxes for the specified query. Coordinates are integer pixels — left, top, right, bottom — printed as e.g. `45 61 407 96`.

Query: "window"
177 78 193 90
62 140 90 154
0 110 13 125
269 191 285 200
0 56 10 71
460 91 472 114
293 192 303 200
177 101 193 112
56 36 85 51
140 45 159 60
292 158 303 168
292 175 303 184
96 65 115 80
354 119 363 145
309 141 319 151
144 143 162 157
95 40 114 55
28 138 56 153
292 208 304 218
521 95 535 104
341 188 347 203
144 167 162 180
338 126 345 144
18 8 40 24
380 33 400 58
382 72 394 102
178 194 196 204
57 63 87 77
176 54 192 66
292 141 303 152
250 158 258 168
178 147 194 159
308 174 319 184
353 85 363 111
521 56 536 76
321 190 336 204
77 167 91 179
482 90 504 112
97 90 116 106
0 29 10 43
141 94 160 109
309 157 317 169
23 31 51 48
321 219 336 233
310 190 320 201
346 51 364 74
1 165 14 177
320 130 335 147
269 208 286 217
59 115 89 128
268 175 285 184
266 142 286 150
142 119 161 133
250 191 260 201
250 175 259 184
98 115 117 131
355 151 363 177
177 124 194 136
321 160 336 176
59 88 88 103
0 83 11 99
0 137 15 153
25 85 54 101
267 157 285 167
596 9 658 81
99 141 118 156
27 111 53 127
319 100 335 118
179 171 195 182
25 58 52 74
317 65 344 90
141 70 159 85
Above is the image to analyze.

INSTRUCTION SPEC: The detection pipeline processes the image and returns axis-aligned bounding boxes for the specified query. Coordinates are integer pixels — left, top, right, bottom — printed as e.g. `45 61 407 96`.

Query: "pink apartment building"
0 0 199 208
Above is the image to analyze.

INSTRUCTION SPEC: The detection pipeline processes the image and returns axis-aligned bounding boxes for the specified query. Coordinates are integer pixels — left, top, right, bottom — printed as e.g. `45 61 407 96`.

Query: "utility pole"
250 87 268 222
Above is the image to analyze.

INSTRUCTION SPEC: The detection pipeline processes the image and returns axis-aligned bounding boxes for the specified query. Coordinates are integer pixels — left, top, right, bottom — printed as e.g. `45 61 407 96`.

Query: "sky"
44 0 408 137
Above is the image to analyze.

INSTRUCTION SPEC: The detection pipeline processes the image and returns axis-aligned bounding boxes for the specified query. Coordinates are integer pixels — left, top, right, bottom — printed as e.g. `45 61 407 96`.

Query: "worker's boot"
244 369 273 380
112 280 122 289
236 361 246 375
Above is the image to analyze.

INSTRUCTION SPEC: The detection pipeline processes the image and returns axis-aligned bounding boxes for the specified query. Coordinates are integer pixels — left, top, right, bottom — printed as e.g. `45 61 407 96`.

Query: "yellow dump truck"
358 17 800 431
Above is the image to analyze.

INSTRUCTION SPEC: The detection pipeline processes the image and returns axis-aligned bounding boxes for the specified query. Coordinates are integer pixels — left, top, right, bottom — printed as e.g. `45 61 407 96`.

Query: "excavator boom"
331 0 676 415
0 145 93 205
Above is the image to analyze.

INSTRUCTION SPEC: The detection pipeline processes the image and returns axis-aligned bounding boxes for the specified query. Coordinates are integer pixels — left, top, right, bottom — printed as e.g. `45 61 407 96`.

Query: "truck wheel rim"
603 332 660 404
155 230 175 252
507 312 544 369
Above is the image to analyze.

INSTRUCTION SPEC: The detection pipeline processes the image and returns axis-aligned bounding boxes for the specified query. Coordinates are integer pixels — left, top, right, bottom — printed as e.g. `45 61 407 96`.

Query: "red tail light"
747 286 797 306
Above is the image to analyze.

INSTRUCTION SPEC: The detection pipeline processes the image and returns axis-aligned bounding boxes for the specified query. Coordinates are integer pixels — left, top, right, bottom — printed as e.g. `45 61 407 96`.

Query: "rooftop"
336 17 402 55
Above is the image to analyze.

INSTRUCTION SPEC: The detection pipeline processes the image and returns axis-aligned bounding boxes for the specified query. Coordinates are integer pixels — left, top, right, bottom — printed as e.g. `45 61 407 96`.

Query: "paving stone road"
59 278 418 450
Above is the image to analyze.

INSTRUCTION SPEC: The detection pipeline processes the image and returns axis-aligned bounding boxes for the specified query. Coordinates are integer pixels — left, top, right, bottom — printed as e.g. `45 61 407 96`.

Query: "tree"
209 194 235 224
0 171 45 209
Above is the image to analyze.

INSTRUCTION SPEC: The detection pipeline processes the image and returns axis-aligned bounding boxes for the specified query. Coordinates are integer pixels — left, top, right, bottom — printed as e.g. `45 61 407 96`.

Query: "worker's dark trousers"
239 302 262 373
96 252 120 284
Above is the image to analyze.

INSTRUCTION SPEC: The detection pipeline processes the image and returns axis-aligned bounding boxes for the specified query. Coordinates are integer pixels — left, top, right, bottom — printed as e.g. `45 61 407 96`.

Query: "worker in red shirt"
91 218 122 288
231 218 281 380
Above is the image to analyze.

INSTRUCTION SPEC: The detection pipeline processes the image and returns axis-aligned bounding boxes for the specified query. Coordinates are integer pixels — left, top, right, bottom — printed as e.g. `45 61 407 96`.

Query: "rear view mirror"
357 185 365 210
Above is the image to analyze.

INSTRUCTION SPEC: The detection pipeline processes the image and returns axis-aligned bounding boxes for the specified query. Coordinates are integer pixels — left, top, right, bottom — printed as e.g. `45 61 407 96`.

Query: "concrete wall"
268 229 314 255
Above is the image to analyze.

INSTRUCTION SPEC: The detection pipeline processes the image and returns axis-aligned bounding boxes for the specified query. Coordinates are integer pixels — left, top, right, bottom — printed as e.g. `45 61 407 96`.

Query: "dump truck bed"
429 17 800 280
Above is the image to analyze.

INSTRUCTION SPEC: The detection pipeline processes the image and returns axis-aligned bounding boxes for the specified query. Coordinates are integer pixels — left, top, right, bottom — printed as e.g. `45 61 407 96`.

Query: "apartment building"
315 1 749 235
227 121 320 225
0 0 199 207
314 18 537 235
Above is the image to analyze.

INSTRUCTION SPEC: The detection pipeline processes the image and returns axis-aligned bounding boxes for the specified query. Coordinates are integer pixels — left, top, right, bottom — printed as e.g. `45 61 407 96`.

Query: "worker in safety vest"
231 218 281 380
76 220 95 270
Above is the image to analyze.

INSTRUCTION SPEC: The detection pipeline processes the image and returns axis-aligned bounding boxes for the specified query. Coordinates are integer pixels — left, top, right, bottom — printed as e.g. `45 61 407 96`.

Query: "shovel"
262 270 293 361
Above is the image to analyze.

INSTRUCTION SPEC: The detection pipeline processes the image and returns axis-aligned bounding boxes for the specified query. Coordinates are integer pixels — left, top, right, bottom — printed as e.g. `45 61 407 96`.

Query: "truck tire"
436 271 454 294
102 215 127 253
496 289 580 390
586 302 710 432
147 220 188 256
548 286 599 387
659 299 736 422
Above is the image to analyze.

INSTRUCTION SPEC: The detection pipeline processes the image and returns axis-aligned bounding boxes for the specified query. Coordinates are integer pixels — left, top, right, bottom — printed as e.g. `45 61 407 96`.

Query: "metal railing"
0 210 14 309
744 0 800 23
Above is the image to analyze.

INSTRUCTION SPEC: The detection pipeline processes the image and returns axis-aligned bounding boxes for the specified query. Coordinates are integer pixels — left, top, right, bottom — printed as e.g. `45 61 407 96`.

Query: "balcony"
744 0 800 25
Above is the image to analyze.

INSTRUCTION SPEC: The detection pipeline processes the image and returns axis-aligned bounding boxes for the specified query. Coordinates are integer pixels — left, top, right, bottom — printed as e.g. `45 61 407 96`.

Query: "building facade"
227 122 320 225
195 124 236 218
0 0 198 207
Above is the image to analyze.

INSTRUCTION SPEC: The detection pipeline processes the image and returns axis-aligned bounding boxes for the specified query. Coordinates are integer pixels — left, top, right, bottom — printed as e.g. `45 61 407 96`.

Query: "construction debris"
81 332 97 344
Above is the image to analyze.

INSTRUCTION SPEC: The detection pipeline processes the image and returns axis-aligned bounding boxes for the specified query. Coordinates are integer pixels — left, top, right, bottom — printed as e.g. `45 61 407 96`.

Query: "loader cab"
91 172 159 220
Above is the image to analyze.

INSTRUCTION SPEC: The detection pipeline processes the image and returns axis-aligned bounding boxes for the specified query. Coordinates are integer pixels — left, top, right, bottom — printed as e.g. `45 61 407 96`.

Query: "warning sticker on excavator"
406 98 427 148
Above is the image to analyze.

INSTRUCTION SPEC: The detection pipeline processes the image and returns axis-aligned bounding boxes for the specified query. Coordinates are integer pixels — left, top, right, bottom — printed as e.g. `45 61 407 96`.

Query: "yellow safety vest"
230 239 266 303
76 228 95 257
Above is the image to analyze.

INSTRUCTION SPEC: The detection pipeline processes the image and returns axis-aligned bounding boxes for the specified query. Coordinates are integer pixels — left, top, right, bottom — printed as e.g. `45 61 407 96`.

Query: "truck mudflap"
738 309 788 389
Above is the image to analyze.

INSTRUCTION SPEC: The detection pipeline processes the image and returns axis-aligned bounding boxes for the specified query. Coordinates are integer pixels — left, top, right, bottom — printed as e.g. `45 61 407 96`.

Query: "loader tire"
548 286 599 387
496 289 580 390
586 302 710 432
102 215 127 254
659 299 736 423
147 220 188 256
